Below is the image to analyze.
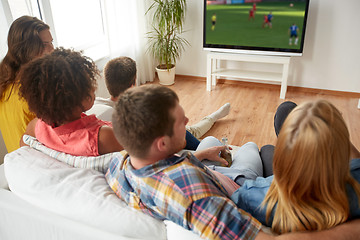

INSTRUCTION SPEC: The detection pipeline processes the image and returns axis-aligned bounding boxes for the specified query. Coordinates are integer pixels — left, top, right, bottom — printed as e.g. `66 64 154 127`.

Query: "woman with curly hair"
19 48 123 156
231 99 360 234
0 16 54 152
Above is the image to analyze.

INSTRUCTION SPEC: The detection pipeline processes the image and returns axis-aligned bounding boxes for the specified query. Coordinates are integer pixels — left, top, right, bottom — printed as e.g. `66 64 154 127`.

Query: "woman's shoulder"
240 176 274 192
0 83 35 119
231 176 273 204
231 176 274 226
1 83 19 101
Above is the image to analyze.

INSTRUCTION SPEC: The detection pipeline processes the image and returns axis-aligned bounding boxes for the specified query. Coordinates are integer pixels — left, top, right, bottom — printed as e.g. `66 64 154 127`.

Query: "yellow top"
0 84 35 152
212 15 217 22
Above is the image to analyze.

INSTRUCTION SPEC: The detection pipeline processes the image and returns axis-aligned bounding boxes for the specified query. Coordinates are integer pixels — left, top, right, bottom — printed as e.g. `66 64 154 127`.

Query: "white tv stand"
206 52 291 99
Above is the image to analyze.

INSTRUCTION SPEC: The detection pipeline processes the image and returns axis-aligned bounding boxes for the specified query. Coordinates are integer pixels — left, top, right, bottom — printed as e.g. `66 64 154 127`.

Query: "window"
7 0 39 19
46 0 108 60
5 0 109 61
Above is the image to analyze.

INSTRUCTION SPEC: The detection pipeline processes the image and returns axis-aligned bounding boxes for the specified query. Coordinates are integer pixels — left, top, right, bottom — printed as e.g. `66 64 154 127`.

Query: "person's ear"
154 135 170 153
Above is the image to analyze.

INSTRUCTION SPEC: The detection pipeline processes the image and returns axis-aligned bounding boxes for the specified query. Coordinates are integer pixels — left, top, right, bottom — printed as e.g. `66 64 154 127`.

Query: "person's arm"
19 118 38 147
255 219 360 240
186 195 262 240
193 145 229 166
98 125 123 154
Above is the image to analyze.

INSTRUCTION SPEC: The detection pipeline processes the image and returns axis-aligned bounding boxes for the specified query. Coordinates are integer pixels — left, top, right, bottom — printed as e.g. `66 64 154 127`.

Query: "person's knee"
234 142 260 160
201 136 221 146
274 101 297 136
202 136 219 142
241 142 259 151
277 101 297 111
196 136 221 151
260 144 275 153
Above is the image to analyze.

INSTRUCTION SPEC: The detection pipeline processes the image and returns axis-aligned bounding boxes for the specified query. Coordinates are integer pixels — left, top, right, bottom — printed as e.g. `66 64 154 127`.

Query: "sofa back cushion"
4 146 166 239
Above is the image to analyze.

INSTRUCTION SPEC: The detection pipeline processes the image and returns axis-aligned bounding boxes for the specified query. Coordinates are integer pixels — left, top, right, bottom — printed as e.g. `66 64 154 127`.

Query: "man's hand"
193 146 230 166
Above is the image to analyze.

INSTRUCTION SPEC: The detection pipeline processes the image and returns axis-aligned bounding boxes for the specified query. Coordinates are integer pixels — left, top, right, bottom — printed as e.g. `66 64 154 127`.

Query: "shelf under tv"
206 52 291 99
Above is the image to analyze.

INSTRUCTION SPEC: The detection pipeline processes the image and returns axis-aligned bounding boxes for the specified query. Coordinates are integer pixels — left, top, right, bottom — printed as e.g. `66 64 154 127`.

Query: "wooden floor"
149 76 360 150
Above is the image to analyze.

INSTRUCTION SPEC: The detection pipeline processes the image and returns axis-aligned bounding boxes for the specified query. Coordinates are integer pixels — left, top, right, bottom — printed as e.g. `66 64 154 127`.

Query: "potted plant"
146 0 189 85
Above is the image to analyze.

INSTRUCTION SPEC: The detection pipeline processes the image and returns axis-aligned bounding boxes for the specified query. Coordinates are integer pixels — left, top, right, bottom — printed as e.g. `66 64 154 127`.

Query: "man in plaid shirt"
106 85 360 240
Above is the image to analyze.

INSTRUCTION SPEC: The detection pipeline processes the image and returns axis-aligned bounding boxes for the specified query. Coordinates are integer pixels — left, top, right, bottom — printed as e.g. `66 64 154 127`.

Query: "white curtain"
104 0 155 85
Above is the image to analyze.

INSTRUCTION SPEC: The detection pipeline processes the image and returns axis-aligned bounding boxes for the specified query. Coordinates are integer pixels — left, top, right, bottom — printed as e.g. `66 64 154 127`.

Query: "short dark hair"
112 85 178 158
19 47 99 126
104 57 136 98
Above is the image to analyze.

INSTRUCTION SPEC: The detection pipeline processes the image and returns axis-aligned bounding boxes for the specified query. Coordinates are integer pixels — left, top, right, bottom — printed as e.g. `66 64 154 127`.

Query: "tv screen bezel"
203 0 310 57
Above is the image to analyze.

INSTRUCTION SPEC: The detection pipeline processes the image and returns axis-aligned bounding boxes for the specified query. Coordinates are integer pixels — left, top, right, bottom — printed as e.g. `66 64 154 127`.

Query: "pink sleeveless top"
35 113 112 156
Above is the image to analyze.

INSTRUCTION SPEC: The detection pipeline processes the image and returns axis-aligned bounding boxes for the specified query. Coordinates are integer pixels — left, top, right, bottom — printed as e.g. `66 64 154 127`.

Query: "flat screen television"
203 0 310 56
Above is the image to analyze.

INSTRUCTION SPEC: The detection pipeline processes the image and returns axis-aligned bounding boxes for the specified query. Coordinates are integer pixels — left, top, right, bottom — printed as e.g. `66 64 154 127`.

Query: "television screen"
203 0 310 56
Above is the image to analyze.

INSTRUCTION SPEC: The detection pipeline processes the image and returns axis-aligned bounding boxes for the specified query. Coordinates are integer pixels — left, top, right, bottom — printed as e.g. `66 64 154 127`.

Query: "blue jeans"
185 130 200 150
196 136 263 186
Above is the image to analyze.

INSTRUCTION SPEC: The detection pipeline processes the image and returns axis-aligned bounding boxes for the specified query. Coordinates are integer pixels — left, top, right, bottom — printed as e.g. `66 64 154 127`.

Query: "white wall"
0 0 359 160
176 0 360 93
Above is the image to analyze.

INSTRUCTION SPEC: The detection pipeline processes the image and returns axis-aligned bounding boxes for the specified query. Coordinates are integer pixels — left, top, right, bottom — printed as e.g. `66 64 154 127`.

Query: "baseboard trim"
175 74 360 98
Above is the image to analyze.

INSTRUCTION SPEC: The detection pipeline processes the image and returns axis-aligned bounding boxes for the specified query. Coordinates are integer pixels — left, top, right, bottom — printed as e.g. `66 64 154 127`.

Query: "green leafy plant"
146 0 189 70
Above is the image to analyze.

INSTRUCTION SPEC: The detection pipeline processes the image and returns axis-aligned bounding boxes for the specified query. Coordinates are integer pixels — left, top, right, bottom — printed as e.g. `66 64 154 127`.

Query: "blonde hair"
263 100 360 234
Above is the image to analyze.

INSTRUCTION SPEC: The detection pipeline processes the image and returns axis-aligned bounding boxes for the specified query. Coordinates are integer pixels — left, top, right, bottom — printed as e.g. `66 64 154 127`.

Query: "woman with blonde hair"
231 99 360 234
0 16 54 152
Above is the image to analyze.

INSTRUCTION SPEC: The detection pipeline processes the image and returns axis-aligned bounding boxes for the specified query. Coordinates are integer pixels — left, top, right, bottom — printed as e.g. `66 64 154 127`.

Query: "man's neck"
129 152 173 170
129 156 155 170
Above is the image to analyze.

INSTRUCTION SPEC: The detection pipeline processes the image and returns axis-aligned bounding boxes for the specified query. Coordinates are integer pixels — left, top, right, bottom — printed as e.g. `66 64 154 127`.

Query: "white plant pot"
156 65 176 85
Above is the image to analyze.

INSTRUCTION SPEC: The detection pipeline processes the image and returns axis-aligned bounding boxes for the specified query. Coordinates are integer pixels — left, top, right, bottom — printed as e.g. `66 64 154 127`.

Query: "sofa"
0 142 203 240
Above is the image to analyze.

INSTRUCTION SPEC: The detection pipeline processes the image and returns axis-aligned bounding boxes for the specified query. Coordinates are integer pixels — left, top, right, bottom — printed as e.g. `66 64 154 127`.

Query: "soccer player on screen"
249 8 255 21
289 23 299 45
262 15 268 28
267 12 273 28
211 13 216 31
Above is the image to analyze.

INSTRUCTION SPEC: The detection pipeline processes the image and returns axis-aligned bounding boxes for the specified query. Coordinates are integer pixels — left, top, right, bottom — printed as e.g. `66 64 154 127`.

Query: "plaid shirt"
106 151 261 240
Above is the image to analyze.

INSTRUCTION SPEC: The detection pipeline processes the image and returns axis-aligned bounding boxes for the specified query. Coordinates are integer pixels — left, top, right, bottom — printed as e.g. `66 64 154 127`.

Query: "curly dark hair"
0 16 50 100
19 47 99 126
104 57 136 98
